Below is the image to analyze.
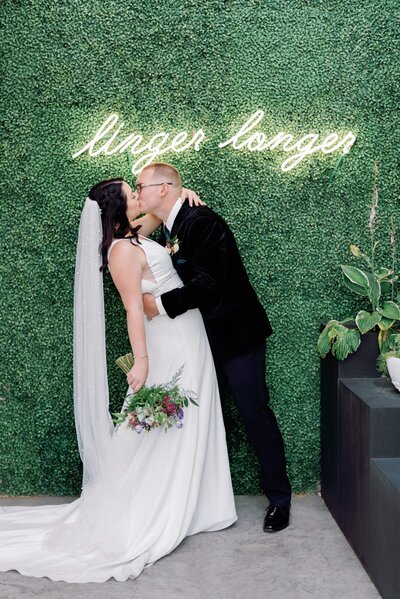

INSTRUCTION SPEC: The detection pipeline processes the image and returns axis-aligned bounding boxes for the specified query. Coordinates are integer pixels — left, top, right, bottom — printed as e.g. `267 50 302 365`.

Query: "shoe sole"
263 521 289 533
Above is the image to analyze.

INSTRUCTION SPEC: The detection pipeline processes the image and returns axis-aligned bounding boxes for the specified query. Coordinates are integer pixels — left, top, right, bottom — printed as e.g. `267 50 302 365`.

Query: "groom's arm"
159 216 228 318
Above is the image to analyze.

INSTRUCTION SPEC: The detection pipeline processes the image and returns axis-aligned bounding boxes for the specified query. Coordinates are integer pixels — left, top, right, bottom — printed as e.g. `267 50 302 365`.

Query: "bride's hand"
127 360 148 393
181 187 206 207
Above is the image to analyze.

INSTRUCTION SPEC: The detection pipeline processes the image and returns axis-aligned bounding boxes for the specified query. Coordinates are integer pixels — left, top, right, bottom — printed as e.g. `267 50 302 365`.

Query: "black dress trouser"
213 341 292 508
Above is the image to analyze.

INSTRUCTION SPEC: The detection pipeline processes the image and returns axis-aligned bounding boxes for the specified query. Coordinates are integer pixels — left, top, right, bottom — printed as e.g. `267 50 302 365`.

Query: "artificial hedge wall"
1 0 399 495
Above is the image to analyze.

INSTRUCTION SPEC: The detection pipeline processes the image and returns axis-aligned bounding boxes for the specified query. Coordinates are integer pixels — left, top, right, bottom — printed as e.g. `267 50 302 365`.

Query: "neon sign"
73 110 356 173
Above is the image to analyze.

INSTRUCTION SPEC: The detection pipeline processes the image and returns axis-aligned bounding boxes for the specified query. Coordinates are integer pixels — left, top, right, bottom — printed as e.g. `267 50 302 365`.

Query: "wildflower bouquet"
112 353 198 433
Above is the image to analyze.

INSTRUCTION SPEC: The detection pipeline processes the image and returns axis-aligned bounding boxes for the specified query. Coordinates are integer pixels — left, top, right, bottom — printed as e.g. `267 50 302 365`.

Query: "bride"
0 179 237 583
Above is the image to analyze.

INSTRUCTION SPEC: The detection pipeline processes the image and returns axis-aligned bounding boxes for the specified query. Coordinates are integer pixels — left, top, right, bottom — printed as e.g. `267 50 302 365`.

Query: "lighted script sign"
73 109 356 174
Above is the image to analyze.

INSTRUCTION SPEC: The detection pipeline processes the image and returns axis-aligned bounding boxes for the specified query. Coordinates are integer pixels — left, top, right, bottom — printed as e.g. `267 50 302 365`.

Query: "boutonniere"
165 235 180 256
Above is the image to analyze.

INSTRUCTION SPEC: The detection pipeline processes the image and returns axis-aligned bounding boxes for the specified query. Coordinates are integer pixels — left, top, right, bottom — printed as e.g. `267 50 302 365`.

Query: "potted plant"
318 162 400 363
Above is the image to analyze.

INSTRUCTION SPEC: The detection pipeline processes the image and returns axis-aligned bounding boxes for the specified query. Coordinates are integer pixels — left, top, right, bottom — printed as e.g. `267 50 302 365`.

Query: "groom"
139 162 291 532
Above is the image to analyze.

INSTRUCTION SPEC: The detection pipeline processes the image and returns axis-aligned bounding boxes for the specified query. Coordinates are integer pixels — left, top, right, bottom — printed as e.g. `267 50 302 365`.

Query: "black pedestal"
321 377 400 599
370 458 400 599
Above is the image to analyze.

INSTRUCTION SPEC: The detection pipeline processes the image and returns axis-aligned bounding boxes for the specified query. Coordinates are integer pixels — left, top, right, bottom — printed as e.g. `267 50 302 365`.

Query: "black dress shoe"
263 504 290 533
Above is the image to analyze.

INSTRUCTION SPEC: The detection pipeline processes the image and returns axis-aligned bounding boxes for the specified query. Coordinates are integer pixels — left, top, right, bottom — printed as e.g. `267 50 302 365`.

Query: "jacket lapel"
170 202 191 239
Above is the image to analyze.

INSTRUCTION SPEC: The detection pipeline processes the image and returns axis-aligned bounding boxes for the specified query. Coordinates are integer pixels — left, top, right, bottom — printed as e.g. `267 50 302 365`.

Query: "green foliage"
319 236 400 359
318 320 361 360
377 333 400 376
1 0 399 495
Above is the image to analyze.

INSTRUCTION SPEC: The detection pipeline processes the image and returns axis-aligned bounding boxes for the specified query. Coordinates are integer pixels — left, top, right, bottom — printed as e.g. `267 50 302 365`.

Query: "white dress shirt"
155 197 182 315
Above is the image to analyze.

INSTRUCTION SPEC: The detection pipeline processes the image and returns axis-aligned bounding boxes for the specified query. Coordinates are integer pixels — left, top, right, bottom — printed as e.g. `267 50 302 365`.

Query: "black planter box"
320 331 380 514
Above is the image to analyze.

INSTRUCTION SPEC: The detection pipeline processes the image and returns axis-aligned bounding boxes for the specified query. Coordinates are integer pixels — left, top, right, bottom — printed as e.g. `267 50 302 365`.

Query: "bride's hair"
87 177 140 271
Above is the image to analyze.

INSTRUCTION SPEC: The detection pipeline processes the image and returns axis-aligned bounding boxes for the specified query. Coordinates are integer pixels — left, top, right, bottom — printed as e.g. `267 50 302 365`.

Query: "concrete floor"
0 494 380 599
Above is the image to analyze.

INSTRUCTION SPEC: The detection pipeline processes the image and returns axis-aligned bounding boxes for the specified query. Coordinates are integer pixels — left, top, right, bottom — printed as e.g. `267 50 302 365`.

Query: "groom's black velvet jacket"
158 203 272 359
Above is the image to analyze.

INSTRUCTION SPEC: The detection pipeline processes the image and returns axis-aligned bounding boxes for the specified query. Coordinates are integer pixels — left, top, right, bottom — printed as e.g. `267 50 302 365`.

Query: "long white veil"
42 198 131 555
73 197 114 487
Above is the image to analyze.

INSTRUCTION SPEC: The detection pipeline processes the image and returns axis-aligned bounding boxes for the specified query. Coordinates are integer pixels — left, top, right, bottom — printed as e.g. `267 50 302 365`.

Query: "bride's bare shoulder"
108 238 144 268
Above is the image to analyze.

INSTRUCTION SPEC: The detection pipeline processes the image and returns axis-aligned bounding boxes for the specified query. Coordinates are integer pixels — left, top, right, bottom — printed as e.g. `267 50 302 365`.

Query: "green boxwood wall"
1 0 399 495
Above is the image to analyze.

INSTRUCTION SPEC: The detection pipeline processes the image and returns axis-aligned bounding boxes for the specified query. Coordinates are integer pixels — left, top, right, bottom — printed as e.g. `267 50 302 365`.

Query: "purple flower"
134 425 143 434
173 415 183 428
177 408 184 420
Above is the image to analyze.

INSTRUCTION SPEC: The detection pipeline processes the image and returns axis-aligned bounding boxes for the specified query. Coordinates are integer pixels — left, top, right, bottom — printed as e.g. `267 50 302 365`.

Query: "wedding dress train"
0 235 237 582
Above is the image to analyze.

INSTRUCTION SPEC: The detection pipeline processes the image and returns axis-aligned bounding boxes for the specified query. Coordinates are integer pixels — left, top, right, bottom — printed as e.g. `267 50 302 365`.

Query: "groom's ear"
160 183 170 197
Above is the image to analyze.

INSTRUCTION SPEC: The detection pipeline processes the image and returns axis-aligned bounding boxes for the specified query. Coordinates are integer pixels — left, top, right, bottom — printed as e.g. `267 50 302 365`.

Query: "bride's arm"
108 242 148 392
131 213 162 237
131 187 205 237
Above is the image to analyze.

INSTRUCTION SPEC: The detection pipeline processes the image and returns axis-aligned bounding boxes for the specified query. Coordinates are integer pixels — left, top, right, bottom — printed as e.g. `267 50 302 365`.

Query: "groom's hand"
143 293 159 320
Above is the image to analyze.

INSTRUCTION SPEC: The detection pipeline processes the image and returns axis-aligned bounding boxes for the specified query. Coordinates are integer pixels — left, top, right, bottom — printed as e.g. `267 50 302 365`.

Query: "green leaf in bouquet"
115 352 135 374
355 310 381 334
189 398 199 406
112 411 128 425
169 365 184 386
377 301 400 321
110 365 198 433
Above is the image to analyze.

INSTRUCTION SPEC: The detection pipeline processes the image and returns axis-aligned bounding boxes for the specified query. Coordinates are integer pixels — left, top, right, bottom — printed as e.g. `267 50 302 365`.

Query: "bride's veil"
43 197 117 555
73 197 114 487
43 197 134 556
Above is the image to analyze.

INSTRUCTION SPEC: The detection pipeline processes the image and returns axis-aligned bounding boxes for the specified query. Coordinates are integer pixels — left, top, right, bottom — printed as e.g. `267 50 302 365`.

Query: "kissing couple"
0 162 291 583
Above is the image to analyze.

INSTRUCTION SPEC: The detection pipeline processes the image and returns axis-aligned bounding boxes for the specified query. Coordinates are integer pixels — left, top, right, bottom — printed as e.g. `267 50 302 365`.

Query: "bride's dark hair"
87 177 141 271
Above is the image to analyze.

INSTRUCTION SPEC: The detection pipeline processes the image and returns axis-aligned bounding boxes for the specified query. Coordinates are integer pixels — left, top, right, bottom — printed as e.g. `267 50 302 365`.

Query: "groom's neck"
155 193 181 222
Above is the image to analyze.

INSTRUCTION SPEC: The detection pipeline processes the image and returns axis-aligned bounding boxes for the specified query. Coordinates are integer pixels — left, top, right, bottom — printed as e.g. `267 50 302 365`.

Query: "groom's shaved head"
141 162 182 187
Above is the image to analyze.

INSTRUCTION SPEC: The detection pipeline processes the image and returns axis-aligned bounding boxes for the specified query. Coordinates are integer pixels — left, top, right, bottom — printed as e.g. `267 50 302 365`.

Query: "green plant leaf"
350 244 362 257
341 265 370 288
377 301 400 320
341 266 369 297
378 329 390 353
380 281 391 293
355 310 381 334
332 327 361 360
378 316 396 331
342 277 369 297
376 267 393 279
365 272 381 305
317 331 332 358
377 349 400 376
389 333 400 351
317 320 339 358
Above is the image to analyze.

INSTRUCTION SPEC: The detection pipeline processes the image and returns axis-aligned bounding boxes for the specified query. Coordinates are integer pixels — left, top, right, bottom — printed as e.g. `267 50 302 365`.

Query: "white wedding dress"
0 235 237 583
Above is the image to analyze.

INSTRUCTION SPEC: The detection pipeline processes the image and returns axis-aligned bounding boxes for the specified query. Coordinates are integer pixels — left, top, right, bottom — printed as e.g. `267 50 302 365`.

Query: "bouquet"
112 353 198 434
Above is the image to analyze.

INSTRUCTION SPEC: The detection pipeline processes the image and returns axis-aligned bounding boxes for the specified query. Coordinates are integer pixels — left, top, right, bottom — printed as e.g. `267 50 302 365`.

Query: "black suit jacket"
158 203 273 359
